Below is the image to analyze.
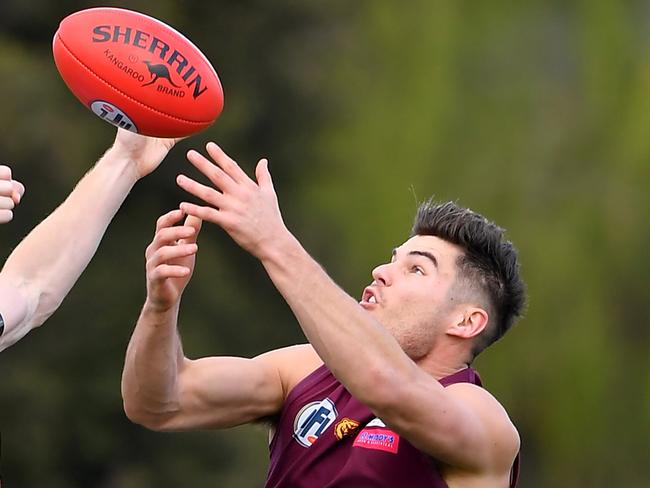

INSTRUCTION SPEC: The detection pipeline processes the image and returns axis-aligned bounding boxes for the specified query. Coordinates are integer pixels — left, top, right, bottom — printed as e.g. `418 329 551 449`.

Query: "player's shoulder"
446 381 520 455
257 343 319 364
256 344 323 400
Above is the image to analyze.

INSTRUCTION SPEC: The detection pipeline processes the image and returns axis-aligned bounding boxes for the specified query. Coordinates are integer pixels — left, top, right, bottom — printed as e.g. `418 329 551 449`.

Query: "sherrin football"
53 7 224 137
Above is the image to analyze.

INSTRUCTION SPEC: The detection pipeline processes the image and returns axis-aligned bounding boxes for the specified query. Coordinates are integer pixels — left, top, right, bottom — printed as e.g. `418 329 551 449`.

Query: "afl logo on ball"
90 101 138 133
293 398 337 448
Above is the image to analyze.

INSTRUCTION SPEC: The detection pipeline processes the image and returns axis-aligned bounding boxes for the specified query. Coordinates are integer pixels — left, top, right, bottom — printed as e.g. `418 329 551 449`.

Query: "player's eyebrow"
409 250 438 268
391 248 438 268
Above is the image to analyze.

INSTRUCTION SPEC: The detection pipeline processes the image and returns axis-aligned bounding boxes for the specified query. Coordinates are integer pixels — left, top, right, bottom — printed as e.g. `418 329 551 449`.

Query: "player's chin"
358 300 379 311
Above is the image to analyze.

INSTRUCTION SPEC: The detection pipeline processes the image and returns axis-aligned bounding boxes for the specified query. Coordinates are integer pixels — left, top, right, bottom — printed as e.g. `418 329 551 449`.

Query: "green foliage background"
1 1 649 486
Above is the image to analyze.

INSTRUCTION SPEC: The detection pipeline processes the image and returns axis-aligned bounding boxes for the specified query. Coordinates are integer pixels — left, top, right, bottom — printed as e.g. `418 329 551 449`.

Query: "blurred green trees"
1 1 649 486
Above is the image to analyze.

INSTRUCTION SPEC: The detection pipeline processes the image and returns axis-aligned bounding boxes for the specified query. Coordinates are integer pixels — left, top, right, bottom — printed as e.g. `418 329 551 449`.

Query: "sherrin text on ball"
53 7 224 137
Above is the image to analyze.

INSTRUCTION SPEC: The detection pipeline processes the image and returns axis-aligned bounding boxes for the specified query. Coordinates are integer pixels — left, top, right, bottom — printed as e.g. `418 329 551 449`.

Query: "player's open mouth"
361 287 378 305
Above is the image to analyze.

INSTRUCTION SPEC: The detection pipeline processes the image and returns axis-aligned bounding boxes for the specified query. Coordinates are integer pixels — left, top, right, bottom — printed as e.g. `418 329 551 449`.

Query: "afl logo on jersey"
293 398 338 448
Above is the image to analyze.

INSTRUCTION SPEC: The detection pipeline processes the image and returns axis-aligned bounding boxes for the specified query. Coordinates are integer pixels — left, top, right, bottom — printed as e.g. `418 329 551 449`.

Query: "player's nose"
371 262 392 286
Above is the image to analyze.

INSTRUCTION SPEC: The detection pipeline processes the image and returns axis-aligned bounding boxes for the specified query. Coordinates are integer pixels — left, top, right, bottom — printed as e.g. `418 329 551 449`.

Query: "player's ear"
447 307 488 340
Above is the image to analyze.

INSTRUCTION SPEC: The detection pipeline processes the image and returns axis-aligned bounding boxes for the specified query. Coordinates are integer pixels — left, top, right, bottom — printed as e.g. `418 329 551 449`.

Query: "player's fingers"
154 209 185 233
146 226 196 259
147 243 198 269
179 202 222 225
149 264 192 281
255 158 274 191
186 149 237 192
205 142 252 185
177 174 226 208
156 225 196 244
182 215 202 244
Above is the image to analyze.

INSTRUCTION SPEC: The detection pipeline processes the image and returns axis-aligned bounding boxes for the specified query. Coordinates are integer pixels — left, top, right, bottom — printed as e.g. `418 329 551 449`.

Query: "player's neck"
417 346 471 380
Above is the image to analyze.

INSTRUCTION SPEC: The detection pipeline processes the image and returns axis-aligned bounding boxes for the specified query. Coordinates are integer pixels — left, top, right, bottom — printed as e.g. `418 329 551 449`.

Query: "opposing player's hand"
111 128 183 179
0 165 25 224
176 143 288 258
145 209 202 311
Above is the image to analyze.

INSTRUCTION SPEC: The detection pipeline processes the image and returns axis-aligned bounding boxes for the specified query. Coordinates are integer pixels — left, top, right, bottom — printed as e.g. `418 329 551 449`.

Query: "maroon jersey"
266 365 519 487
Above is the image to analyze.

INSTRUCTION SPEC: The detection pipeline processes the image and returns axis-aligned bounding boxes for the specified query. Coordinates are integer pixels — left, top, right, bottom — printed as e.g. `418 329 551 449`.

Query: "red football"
52 7 224 137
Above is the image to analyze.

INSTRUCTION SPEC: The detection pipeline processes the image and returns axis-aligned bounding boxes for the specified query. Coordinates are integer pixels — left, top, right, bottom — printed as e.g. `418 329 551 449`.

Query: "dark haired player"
122 143 525 487
0 130 178 351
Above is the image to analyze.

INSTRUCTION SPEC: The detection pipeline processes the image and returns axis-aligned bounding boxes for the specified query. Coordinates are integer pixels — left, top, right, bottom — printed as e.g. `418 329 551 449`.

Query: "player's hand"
111 128 183 179
0 165 25 224
176 142 288 259
144 209 201 311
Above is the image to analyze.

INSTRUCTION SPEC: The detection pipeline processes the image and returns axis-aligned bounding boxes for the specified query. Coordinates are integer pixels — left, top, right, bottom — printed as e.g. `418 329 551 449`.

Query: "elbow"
122 399 153 429
121 382 181 432
30 293 64 328
123 400 176 432
13 293 62 332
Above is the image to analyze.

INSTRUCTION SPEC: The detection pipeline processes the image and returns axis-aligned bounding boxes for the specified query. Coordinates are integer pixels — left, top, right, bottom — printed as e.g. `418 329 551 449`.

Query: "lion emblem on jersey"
334 417 360 440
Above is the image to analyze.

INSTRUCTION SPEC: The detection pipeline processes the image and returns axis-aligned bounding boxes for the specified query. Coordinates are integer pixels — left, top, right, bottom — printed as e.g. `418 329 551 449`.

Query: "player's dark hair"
410 200 526 360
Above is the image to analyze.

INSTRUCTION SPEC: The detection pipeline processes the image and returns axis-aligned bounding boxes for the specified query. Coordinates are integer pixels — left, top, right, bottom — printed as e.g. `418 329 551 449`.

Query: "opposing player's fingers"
0 209 13 224
12 180 25 203
0 180 13 197
205 142 251 184
155 209 185 233
0 196 15 210
0 165 11 180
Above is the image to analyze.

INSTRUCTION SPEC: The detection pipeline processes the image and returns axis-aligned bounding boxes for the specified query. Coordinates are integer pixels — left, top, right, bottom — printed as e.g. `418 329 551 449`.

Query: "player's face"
359 235 463 359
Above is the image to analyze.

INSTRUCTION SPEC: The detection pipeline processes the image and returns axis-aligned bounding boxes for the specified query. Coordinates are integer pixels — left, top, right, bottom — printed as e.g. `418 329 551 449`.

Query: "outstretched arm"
176 143 519 474
121 210 302 431
0 129 178 351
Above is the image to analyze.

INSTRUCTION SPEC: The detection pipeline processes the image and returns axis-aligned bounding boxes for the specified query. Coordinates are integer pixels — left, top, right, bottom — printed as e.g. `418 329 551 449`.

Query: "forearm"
0 283 28 351
0 146 139 331
260 233 417 407
122 300 186 425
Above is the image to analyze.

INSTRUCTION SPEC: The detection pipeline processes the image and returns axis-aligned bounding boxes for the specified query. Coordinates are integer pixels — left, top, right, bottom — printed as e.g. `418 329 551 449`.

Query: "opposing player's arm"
0 130 176 352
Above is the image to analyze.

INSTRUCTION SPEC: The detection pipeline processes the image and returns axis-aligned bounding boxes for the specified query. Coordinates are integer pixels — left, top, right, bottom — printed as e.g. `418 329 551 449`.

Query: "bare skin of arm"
175 143 519 485
0 130 178 351
121 210 322 431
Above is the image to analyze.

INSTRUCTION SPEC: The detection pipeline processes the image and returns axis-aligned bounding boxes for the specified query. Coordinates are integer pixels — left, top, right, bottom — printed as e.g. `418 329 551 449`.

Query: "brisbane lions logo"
334 418 360 440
